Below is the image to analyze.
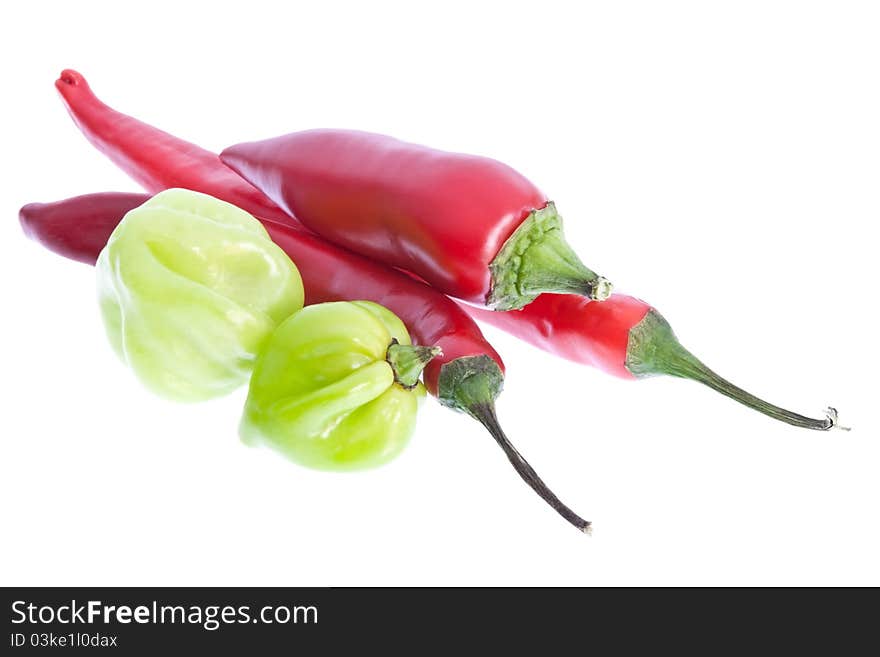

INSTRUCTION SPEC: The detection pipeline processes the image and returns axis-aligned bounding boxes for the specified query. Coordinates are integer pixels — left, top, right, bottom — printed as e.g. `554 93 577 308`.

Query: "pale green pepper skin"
96 188 304 401
241 301 433 471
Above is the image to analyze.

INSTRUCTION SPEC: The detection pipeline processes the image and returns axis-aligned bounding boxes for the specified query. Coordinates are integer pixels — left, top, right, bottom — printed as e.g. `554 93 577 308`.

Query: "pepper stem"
626 309 847 431
386 339 442 389
438 355 592 533
487 202 612 311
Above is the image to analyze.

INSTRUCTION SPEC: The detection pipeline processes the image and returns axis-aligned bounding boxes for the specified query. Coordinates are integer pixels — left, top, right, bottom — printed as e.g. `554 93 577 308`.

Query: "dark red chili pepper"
47 70 592 532
463 294 843 430
220 131 612 311
20 192 139 265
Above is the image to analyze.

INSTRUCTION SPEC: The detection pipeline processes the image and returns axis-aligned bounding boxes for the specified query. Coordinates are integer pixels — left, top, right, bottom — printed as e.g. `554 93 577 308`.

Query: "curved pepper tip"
18 202 42 241
56 69 86 91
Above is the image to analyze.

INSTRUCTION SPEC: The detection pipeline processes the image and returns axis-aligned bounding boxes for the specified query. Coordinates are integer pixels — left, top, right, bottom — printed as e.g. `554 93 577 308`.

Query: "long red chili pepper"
463 294 842 430
49 70 591 532
216 139 841 433
220 131 612 311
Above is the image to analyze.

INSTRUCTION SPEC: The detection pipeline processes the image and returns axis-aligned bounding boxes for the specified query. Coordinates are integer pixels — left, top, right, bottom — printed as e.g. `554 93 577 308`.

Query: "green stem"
487 202 612 311
438 355 592 533
386 340 442 389
625 309 846 431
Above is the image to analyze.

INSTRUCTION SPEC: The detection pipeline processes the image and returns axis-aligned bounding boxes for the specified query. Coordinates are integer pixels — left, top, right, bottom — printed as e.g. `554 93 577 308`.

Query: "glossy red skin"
464 293 651 380
20 192 141 265
22 190 502 396
221 130 549 304
54 70 291 226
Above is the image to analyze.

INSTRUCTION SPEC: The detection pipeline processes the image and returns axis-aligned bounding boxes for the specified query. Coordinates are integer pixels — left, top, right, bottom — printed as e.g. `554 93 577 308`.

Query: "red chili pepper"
220 131 612 311
46 70 592 532
463 294 842 430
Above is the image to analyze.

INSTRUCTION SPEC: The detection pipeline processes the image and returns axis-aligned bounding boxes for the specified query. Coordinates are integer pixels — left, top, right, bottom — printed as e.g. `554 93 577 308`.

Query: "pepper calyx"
625 308 844 431
386 339 442 389
437 354 591 532
436 354 504 414
487 202 612 311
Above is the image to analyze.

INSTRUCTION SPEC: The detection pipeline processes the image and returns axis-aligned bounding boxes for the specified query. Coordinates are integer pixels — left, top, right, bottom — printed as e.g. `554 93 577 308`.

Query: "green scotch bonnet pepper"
96 188 304 401
240 301 441 471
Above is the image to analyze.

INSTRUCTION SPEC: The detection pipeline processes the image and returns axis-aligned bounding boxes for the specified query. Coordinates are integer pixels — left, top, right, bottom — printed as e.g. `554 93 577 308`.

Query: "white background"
1 1 877 586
